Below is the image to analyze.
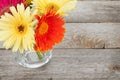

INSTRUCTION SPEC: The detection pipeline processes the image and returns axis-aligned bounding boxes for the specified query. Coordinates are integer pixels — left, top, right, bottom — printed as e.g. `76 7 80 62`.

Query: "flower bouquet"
0 0 77 68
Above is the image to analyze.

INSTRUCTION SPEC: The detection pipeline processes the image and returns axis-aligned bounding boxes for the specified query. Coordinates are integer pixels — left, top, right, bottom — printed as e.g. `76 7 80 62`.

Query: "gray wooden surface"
1 49 120 80
1 0 120 80
55 23 120 48
65 1 120 23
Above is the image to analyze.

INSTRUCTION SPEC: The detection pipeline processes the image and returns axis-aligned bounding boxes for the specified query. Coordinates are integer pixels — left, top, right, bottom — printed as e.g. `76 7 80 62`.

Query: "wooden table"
0 0 120 80
0 49 120 80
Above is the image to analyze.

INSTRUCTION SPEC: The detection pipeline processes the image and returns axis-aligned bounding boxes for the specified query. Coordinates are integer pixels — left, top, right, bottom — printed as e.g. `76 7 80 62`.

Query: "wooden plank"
65 1 120 23
0 23 120 49
0 49 120 80
55 23 120 49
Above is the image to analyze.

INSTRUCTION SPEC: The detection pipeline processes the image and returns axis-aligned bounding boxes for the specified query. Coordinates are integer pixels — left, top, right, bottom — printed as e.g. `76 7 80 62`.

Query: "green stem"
36 51 43 60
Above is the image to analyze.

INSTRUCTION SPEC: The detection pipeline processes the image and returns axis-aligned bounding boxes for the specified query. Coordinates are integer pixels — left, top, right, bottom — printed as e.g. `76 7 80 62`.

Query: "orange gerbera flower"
34 11 65 52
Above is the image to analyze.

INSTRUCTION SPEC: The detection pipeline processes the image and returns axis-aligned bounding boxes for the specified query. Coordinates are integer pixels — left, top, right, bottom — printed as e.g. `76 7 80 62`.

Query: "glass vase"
14 50 52 68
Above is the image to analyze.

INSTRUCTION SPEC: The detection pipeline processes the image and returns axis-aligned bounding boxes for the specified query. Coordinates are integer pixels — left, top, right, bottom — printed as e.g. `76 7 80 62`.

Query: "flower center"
46 3 59 11
39 22 48 35
18 25 24 32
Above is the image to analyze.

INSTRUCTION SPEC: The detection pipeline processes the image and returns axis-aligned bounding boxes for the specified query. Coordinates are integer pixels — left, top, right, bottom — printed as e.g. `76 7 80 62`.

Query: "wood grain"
0 0 120 80
0 49 120 80
0 23 120 49
55 23 120 49
65 1 120 23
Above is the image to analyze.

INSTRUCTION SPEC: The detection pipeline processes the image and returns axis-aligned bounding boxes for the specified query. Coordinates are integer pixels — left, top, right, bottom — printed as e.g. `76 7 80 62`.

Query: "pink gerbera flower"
0 0 25 16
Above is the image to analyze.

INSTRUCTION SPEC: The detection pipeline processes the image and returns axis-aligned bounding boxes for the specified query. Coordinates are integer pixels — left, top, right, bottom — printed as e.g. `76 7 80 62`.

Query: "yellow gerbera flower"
0 4 35 53
32 0 77 16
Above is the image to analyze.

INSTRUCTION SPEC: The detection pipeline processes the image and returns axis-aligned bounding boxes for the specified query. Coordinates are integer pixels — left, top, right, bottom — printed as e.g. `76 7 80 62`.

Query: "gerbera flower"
32 0 77 16
0 0 25 16
34 11 65 52
0 4 35 53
